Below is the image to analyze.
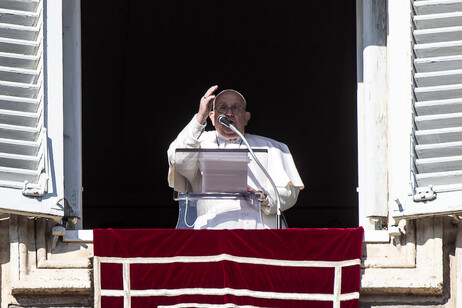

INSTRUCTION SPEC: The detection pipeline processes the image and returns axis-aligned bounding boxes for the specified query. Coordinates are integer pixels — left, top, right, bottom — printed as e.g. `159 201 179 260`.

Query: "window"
0 0 79 220
390 0 462 220
358 0 462 240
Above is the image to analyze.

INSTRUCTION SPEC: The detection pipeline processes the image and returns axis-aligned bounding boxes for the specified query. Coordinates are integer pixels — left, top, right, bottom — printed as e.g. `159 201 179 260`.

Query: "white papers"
200 151 248 193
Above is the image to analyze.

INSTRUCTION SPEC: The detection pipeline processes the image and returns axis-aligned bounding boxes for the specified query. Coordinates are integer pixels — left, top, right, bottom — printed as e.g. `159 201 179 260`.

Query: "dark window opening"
81 1 358 229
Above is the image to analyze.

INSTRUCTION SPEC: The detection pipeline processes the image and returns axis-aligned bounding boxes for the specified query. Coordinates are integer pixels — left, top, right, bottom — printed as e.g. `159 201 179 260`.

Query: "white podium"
172 148 268 229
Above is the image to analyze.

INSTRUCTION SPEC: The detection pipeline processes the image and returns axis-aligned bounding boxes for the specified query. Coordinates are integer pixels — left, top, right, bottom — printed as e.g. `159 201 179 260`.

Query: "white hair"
212 89 247 110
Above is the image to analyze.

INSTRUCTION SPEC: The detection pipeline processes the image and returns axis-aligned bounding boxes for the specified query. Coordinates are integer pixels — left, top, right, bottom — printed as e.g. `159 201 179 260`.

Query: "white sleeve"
261 183 300 215
167 115 206 188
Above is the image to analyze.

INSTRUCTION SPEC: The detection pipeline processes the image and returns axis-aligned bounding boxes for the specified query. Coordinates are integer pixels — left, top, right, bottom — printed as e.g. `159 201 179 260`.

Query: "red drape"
94 228 363 308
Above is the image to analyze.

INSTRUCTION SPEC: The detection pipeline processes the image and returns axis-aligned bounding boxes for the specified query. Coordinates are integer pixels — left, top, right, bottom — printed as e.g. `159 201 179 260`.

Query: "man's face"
210 91 251 139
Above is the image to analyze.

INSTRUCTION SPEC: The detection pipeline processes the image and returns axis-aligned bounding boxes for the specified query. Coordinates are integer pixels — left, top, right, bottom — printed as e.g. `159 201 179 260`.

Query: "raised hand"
196 85 218 124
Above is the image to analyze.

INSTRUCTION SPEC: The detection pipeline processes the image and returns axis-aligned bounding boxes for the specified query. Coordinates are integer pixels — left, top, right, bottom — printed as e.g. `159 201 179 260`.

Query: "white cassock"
167 115 305 229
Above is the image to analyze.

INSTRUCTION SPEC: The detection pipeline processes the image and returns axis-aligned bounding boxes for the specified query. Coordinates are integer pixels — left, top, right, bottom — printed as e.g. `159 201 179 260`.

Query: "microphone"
218 114 233 128
217 114 283 228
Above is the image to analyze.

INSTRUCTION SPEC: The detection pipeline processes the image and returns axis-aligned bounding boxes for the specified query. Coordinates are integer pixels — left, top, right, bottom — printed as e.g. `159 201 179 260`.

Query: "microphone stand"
218 115 282 229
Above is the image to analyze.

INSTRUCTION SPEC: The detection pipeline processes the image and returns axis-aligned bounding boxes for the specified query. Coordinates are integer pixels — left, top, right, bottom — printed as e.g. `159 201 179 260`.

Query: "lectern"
172 148 268 229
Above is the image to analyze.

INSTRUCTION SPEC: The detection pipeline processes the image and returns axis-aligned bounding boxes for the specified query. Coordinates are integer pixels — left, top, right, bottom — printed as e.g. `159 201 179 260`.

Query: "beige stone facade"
361 217 461 307
1 215 462 307
2 0 462 307
0 215 92 307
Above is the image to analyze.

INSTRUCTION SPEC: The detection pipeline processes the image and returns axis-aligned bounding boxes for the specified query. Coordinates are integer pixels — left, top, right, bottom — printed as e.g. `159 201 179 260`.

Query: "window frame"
0 1 68 221
358 0 462 229
356 0 390 242
389 0 462 221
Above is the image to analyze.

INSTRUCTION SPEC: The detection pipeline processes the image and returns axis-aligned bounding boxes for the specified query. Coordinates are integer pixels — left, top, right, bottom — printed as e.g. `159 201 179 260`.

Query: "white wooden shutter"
394 0 462 218
0 0 64 219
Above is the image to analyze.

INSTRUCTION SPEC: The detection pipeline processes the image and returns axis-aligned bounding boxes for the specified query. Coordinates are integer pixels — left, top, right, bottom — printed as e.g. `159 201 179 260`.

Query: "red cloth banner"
93 228 363 308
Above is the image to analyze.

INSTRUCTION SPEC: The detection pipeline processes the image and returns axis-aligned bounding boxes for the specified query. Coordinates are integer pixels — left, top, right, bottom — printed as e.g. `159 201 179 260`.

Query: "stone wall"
360 216 461 307
0 215 92 308
2 214 462 307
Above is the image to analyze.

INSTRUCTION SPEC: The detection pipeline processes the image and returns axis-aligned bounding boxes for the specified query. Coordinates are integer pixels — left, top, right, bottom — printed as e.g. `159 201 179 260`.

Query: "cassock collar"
216 131 243 145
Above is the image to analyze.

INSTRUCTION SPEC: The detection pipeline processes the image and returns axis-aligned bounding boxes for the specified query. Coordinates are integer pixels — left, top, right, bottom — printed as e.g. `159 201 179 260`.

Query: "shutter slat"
415 112 462 129
414 12 462 29
415 98 462 115
416 127 462 144
0 0 39 13
0 95 40 113
0 8 40 27
414 26 462 44
0 108 40 127
0 66 40 83
414 1 462 16
414 40 462 58
0 23 39 41
0 80 41 98
415 83 462 101
415 55 462 73
416 141 462 157
0 37 40 55
416 169 462 186
0 166 40 183
0 152 41 170
416 155 462 173
415 69 462 87
0 123 40 142
0 138 39 156
0 52 40 69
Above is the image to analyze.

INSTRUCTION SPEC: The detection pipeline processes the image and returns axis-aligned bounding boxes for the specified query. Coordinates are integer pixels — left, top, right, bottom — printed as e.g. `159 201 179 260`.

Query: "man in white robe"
167 85 304 229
